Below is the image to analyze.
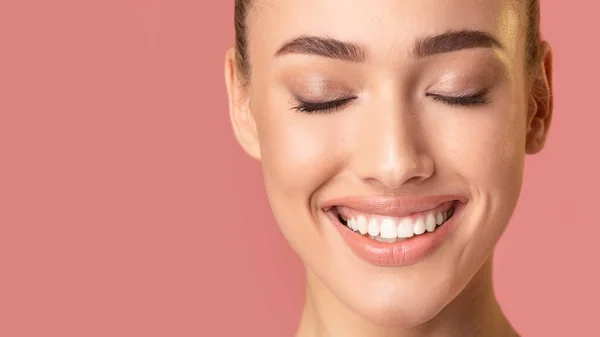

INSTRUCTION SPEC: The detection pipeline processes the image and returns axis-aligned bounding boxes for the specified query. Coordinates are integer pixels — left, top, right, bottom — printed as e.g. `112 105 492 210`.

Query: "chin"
307 250 466 328
340 282 456 328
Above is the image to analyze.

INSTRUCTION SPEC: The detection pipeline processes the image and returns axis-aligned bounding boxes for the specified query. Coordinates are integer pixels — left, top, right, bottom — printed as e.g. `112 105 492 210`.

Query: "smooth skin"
224 0 552 336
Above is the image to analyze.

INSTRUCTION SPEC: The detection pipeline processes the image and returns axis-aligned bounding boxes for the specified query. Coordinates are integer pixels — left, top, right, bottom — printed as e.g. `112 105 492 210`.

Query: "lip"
322 195 467 267
322 194 467 218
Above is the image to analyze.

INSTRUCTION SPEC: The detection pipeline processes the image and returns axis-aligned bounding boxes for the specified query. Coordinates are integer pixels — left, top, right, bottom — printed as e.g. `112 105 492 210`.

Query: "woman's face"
227 0 551 328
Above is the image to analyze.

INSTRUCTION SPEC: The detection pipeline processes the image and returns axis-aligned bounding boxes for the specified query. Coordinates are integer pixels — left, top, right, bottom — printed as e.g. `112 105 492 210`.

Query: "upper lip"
322 194 467 218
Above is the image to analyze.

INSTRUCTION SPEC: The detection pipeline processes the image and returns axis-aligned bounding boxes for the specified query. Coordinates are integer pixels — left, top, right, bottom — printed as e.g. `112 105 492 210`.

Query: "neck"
295 257 519 337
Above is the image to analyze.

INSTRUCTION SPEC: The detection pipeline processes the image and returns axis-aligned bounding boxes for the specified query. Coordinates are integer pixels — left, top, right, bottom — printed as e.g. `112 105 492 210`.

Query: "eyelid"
291 96 356 113
292 86 356 103
426 86 489 97
425 88 491 106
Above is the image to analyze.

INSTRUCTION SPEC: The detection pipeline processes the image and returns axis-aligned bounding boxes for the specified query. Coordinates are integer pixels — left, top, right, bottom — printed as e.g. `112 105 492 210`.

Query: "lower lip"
327 202 464 267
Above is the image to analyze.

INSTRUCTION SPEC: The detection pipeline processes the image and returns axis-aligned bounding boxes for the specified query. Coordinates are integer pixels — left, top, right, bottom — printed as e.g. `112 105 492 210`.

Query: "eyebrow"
413 30 503 58
274 30 503 62
275 35 366 62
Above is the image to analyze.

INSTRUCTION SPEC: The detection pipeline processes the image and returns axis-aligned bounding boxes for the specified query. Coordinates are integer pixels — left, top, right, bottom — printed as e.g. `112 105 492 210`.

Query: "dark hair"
234 0 252 86
234 0 542 84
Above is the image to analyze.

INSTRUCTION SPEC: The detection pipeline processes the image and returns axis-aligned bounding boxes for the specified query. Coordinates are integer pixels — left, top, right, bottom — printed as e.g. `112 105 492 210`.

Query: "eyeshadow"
426 59 503 95
288 75 354 101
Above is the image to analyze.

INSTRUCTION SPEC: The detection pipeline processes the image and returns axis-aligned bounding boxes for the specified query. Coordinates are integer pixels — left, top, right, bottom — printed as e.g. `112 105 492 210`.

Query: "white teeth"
380 218 397 239
357 216 368 235
397 218 414 238
436 212 444 225
339 204 456 242
374 236 397 243
350 217 358 231
425 213 436 232
367 218 380 236
413 217 426 235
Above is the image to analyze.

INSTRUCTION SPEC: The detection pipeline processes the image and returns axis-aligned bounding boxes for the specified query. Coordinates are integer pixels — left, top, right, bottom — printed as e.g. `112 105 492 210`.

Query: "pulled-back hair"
234 0 542 85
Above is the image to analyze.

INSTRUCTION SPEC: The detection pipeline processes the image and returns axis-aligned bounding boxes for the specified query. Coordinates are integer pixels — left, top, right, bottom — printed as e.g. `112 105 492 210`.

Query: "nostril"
355 152 435 191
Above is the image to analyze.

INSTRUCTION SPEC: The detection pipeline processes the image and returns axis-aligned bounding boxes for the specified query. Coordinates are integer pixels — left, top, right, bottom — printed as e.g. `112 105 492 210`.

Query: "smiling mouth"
331 201 457 243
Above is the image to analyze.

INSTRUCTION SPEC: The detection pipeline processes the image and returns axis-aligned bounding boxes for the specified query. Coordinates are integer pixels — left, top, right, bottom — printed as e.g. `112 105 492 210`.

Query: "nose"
350 98 434 190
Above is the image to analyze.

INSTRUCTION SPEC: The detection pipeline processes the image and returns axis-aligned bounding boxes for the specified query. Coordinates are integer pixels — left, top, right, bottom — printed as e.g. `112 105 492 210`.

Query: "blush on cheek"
474 130 526 198
255 86 351 192
434 102 526 190
262 124 342 193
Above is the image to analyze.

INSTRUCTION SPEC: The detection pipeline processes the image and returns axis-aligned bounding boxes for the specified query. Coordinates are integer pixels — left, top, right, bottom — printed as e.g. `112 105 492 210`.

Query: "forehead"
247 0 525 63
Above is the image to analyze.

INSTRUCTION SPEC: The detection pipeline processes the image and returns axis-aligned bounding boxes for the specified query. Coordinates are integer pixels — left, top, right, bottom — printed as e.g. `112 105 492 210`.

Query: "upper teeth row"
344 209 452 239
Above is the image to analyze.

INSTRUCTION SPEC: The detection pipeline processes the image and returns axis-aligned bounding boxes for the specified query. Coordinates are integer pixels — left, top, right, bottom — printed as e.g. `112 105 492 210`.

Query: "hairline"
237 0 539 85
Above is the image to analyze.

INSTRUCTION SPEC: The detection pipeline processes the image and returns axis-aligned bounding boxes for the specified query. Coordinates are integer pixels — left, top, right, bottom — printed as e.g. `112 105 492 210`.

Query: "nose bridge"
352 91 434 189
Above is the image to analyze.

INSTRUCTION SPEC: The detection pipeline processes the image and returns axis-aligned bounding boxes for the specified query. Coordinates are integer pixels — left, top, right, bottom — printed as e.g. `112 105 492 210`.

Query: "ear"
224 47 261 160
525 41 554 154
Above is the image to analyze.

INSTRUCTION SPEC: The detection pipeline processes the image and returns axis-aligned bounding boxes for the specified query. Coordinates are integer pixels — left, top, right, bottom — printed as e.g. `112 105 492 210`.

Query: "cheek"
259 117 338 193
254 89 352 195
432 96 527 193
252 98 355 261
251 92 347 234
433 97 527 266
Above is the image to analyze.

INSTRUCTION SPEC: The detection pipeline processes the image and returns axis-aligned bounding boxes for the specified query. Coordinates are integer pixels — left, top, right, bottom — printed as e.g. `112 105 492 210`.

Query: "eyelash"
291 97 355 114
291 92 489 114
426 92 489 106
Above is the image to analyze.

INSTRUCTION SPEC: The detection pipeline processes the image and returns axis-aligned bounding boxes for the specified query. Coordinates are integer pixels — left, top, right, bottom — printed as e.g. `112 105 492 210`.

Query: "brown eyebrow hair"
413 30 503 58
274 30 503 62
275 35 366 62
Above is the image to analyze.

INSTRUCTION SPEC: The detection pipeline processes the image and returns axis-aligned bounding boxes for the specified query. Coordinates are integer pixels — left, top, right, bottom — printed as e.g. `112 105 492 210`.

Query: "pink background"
0 1 598 336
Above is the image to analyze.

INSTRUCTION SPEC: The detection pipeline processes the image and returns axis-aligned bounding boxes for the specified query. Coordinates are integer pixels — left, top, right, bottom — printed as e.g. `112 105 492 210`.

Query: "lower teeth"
370 236 406 243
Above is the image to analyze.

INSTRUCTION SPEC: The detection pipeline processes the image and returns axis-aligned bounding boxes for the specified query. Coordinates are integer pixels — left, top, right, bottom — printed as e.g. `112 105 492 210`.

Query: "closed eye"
426 92 489 106
291 97 356 114
290 91 488 114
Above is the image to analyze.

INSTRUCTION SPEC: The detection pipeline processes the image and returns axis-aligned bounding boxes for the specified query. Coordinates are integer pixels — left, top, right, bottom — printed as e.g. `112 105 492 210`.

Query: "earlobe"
224 48 262 160
526 41 554 155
